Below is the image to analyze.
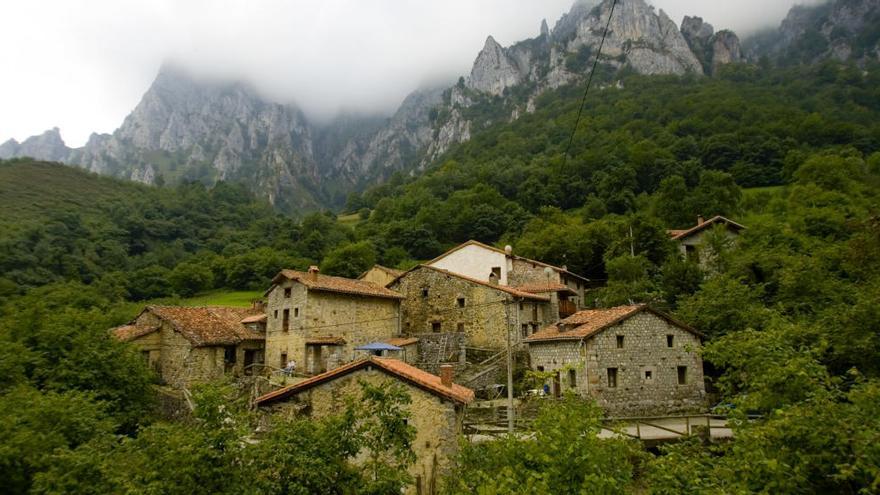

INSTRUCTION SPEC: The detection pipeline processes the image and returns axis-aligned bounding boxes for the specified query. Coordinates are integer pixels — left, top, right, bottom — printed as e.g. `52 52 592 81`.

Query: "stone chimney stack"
697 215 705 225
308 265 320 281
440 364 454 388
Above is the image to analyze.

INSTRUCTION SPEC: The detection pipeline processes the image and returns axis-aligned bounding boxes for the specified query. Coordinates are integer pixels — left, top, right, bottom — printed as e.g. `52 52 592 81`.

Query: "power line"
561 0 618 168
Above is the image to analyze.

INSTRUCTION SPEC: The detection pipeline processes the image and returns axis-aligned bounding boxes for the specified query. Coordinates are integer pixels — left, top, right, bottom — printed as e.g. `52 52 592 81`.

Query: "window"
644 370 653 380
457 322 465 332
667 335 674 347
421 288 429 298
616 335 624 349
274 310 278 319
224 346 237 364
532 304 538 321
607 368 618 388
432 322 441 333
491 266 501 279
519 302 524 310
282 309 290 331
678 366 688 385
283 287 291 298
457 297 465 308
569 369 577 388
294 307 300 318
685 244 698 260
521 324 529 338
280 352 287 368
537 366 545 372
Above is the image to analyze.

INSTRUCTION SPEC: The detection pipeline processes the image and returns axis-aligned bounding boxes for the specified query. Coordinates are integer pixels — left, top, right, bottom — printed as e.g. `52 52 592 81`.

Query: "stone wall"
359 267 399 288
265 279 400 375
262 367 466 495
527 311 706 415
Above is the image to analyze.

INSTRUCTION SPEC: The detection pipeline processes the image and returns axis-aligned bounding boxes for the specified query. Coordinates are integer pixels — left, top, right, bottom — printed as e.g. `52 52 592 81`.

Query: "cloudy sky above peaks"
1 0 815 147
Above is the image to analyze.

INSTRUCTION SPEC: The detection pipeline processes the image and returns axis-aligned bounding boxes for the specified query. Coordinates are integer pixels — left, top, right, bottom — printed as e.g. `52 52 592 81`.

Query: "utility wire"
561 0 618 168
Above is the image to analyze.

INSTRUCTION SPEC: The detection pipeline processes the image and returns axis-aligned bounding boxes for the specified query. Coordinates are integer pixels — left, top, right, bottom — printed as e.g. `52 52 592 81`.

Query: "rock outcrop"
0 128 71 162
680 16 744 74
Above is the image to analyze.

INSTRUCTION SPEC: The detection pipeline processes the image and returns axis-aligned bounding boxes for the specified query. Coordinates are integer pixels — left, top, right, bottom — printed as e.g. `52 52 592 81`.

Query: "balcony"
558 300 576 319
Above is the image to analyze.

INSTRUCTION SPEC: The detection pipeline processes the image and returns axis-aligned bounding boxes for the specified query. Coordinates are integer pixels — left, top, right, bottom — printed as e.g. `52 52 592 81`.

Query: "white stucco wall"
428 244 512 285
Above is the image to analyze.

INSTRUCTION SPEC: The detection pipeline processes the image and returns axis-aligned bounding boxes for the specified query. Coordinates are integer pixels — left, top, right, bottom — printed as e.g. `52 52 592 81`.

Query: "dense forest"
2 58 880 493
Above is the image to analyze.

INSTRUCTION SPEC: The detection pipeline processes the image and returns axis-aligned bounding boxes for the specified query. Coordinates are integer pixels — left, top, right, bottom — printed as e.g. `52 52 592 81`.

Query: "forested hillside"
2 58 880 493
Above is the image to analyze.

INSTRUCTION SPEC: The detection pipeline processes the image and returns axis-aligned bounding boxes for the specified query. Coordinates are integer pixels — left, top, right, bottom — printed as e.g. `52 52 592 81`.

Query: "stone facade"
389 265 553 351
118 307 265 389
358 265 403 288
265 277 401 375
528 310 705 415
258 359 473 495
669 216 745 268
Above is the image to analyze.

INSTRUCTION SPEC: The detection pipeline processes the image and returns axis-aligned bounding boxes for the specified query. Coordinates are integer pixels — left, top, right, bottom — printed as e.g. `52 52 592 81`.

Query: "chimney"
251 300 265 311
440 364 454 388
504 245 513 257
308 265 320 281
697 215 705 225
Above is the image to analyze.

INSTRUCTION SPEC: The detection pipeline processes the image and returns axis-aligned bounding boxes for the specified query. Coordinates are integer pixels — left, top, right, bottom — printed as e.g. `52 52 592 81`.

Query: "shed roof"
255 357 475 406
524 304 702 343
385 337 420 347
268 270 403 300
111 324 159 342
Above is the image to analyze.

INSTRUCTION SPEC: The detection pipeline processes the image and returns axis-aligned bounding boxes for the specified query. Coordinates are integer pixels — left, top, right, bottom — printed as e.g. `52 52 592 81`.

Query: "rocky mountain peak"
540 19 550 38
680 14 743 74
0 127 71 162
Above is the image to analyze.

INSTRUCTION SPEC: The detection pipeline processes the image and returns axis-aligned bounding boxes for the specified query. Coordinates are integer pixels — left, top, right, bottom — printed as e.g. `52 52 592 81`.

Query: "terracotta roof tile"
240 314 267 324
512 282 578 295
111 324 159 342
385 337 419 347
271 270 403 299
524 304 702 343
256 357 474 406
668 216 745 240
145 306 265 346
394 265 550 301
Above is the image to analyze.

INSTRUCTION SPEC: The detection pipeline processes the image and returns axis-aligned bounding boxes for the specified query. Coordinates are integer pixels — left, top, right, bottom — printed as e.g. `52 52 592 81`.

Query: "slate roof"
667 216 746 241
524 304 702 343
255 357 475 406
390 265 550 301
111 324 159 342
269 270 403 300
138 306 266 347
427 240 590 283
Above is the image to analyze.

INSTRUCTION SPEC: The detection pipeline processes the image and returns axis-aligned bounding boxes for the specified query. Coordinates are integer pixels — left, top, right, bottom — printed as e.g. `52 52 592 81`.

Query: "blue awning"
355 342 402 351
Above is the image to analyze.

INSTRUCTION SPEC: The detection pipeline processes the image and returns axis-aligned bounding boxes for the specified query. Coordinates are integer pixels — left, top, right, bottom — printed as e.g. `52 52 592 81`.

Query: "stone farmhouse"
358 264 404 287
388 264 556 351
525 304 706 416
426 240 590 315
112 305 266 388
264 266 403 375
256 357 474 495
667 215 745 266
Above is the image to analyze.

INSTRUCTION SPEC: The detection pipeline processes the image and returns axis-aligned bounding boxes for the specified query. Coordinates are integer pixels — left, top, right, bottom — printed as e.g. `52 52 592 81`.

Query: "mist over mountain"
2 0 877 213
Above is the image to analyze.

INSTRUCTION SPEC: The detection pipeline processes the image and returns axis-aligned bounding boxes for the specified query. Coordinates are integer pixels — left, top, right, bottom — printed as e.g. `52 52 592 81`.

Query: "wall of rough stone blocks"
527 311 706 415
265 279 399 375
263 367 466 495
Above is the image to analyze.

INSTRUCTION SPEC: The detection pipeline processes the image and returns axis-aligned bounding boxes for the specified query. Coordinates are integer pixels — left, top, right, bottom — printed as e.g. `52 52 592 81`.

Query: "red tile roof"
524 304 702 343
269 270 403 299
256 357 475 406
426 240 590 283
142 306 265 347
385 337 419 347
667 216 746 240
111 324 159 342
392 265 550 301
305 336 347 346
512 282 578 295
241 314 267 324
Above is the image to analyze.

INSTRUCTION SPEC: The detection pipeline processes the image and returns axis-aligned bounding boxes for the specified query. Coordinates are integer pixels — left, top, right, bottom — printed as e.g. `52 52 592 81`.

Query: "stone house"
667 215 745 266
112 305 266 388
256 357 474 495
426 240 590 312
358 264 404 287
264 266 403 375
388 264 555 352
525 304 706 416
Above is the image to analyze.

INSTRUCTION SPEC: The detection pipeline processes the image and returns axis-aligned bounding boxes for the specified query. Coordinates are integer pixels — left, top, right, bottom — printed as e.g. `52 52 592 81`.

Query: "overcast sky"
1 0 818 147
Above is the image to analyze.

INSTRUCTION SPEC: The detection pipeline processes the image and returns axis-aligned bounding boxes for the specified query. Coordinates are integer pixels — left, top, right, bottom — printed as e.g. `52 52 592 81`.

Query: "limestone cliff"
681 16 744 74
